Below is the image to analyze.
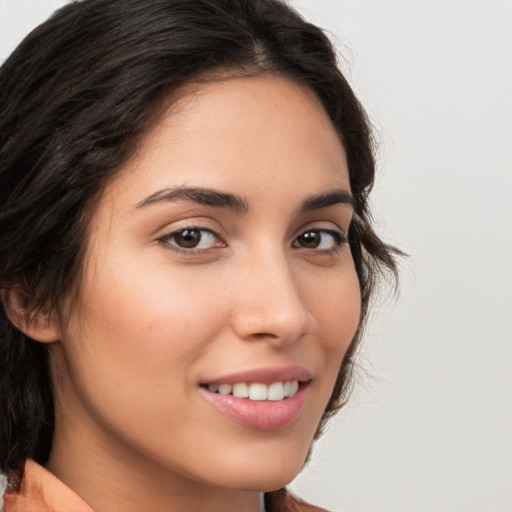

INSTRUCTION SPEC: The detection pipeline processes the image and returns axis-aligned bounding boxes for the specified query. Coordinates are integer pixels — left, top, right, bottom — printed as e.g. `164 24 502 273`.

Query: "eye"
159 227 223 251
292 229 346 251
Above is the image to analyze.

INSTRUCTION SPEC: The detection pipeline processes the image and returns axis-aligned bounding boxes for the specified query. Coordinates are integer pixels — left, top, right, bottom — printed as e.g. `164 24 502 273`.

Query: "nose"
230 249 312 346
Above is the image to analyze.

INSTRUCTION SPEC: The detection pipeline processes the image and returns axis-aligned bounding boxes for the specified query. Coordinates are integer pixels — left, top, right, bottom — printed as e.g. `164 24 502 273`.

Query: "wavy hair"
0 0 400 508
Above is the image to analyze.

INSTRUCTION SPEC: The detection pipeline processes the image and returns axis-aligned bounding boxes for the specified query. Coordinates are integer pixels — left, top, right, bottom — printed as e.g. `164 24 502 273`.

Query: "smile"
206 381 300 401
200 375 311 430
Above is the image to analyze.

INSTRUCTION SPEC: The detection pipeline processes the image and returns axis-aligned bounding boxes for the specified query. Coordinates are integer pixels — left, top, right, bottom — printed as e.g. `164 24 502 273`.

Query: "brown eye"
293 229 345 250
173 229 202 248
161 228 221 251
297 231 322 248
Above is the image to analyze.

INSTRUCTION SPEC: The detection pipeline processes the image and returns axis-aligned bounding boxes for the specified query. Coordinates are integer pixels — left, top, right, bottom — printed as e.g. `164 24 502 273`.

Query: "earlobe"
1 287 61 343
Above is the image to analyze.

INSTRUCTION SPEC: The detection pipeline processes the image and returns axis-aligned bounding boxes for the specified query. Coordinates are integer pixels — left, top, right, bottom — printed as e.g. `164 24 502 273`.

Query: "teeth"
207 380 300 401
248 383 267 400
289 380 299 397
267 382 285 401
232 383 249 398
218 384 232 395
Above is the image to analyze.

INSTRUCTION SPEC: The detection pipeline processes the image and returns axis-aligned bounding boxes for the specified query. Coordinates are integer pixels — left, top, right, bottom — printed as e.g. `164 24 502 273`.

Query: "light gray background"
1 1 511 511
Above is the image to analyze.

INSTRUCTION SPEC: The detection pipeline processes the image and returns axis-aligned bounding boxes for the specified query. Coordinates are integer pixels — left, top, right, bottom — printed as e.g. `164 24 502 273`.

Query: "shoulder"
266 488 333 512
282 493 331 512
2 460 93 512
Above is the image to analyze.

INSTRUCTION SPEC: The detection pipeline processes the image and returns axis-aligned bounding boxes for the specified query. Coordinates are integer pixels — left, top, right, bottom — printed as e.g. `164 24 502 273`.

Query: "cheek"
298 259 361 410
86 252 220 345
310 265 361 355
63 256 226 408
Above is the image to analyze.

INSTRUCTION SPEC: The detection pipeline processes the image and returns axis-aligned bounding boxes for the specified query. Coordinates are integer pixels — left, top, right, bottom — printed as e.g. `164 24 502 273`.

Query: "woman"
0 0 399 511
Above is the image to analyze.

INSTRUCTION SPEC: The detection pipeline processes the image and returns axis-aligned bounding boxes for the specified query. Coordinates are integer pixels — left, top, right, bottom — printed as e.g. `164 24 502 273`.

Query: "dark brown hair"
0 0 400 507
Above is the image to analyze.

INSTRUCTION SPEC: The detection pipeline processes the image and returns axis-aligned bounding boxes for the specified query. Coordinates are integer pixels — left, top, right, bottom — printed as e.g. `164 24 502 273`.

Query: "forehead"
99 76 349 212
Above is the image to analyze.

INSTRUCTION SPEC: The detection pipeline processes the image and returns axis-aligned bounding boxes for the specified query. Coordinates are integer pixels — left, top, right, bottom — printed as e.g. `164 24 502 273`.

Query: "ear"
1 287 61 343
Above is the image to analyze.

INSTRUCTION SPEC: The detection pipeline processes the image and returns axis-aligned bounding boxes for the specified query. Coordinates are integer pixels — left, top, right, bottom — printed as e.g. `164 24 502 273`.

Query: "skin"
35 76 361 512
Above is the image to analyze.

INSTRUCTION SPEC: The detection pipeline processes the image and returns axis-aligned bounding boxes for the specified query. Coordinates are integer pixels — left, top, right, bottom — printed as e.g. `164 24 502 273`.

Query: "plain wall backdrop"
1 1 511 511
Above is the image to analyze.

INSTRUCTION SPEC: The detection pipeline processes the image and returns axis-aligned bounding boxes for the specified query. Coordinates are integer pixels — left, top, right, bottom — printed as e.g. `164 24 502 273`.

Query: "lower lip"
199 384 308 431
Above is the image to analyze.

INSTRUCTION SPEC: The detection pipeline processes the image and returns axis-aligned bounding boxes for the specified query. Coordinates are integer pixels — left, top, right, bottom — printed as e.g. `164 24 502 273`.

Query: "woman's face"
50 77 361 496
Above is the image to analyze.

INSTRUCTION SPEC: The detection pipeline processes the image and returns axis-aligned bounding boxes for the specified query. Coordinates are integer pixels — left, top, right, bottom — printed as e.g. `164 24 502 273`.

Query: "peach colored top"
2 459 328 512
2 460 93 512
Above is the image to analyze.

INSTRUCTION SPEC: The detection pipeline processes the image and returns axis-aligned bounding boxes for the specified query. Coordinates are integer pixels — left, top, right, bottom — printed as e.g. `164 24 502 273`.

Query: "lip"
201 365 313 386
199 366 312 431
199 383 309 430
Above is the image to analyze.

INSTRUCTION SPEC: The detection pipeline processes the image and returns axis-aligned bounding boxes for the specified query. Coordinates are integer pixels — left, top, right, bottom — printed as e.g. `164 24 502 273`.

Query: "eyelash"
157 226 225 255
292 229 347 253
157 226 348 255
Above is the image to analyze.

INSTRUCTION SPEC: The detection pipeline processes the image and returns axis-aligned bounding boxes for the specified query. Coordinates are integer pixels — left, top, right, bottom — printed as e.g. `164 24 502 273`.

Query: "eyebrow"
297 189 355 214
136 186 249 213
136 186 354 214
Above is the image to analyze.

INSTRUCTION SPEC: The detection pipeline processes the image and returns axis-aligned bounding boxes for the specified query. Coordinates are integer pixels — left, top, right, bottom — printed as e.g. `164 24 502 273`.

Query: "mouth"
202 380 300 401
199 367 312 430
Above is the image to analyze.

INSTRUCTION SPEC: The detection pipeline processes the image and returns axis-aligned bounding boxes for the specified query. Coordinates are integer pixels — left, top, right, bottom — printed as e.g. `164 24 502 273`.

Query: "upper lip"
201 366 313 386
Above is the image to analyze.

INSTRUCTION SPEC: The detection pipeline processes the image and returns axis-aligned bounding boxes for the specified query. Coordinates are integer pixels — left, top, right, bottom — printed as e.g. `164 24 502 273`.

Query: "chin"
201 439 311 491
220 462 305 492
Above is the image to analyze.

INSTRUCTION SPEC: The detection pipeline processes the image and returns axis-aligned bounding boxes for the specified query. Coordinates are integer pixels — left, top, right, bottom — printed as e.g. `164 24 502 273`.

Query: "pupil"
300 231 320 248
175 229 201 248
